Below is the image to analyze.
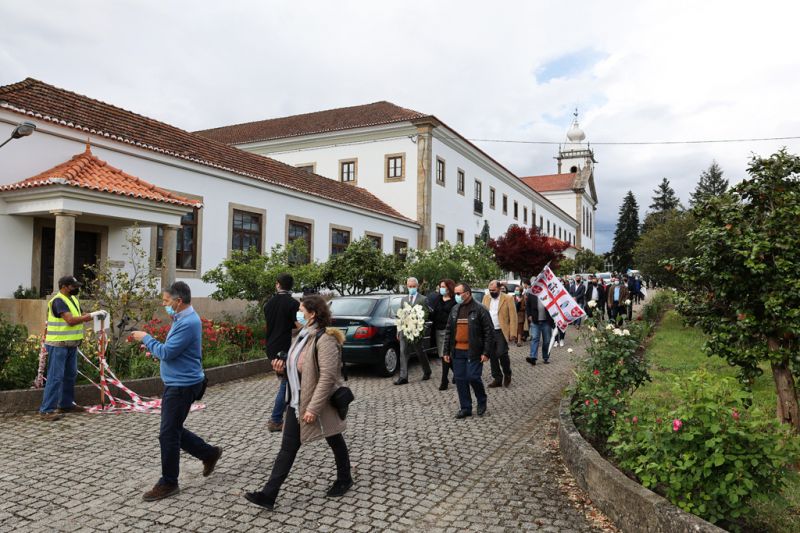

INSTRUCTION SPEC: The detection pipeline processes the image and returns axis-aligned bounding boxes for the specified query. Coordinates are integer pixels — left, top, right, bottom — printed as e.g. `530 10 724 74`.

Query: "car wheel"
378 345 399 377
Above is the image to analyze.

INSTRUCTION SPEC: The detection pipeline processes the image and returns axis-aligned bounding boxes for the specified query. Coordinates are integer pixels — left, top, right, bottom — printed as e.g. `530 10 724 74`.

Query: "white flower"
613 328 623 336
567 348 574 354
622 329 630 336
588 300 597 308
589 326 597 332
593 338 600 344
605 324 613 330
624 299 631 305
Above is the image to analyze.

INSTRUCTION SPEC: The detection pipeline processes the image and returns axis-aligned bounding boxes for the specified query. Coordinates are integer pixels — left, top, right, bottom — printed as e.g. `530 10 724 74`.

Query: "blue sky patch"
536 49 607 83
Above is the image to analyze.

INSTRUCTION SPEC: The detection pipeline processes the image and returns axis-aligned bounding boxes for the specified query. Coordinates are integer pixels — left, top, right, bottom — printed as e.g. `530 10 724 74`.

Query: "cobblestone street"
0 336 612 532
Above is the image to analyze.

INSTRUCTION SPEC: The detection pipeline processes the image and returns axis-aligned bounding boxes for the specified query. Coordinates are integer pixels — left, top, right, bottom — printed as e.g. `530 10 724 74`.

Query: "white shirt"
591 287 599 301
489 296 501 329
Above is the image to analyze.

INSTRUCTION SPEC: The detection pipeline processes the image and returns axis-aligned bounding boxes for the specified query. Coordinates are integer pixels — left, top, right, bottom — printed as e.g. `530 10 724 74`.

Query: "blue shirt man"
130 281 221 502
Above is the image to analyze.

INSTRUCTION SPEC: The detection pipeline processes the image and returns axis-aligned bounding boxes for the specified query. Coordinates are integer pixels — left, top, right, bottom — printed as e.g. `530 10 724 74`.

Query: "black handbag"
314 330 355 420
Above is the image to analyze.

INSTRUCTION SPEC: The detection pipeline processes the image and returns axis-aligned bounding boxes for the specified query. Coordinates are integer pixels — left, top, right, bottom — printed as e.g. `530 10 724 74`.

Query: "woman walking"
245 295 352 510
430 279 456 390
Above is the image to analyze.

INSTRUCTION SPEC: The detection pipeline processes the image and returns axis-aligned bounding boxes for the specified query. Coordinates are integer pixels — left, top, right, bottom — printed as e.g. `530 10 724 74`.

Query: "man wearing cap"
39 275 106 421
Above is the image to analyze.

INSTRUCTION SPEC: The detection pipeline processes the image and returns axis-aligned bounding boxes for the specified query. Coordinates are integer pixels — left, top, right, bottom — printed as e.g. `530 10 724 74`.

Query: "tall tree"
610 191 640 272
488 224 567 280
690 160 729 207
650 177 681 212
633 210 696 288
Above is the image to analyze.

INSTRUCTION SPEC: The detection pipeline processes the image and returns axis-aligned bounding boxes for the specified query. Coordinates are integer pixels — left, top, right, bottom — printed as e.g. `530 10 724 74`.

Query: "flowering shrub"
610 370 800 526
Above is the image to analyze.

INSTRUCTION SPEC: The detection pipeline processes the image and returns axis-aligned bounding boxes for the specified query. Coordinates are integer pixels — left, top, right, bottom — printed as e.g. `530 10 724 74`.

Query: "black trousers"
260 406 351 502
490 331 512 380
159 381 215 486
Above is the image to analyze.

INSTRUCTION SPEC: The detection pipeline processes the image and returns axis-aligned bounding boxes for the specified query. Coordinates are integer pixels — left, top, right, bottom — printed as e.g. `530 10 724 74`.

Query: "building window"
385 154 404 181
287 219 312 264
474 180 482 200
436 157 446 185
547 220 550 235
331 227 351 256
340 159 357 183
539 215 543 230
502 194 508 215
489 187 496 209
295 163 315 173
456 230 464 244
231 209 262 253
157 208 198 270
523 206 528 224
366 233 382 250
436 225 445 244
393 238 408 260
457 169 465 195
558 227 562 240
513 201 519 220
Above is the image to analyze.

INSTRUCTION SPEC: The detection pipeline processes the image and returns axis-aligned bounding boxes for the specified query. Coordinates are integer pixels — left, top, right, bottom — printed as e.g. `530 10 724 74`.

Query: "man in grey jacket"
395 277 432 385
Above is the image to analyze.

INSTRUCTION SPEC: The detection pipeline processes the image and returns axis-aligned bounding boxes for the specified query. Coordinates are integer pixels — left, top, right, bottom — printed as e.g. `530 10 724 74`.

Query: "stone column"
415 120 437 250
52 211 79 293
160 225 179 290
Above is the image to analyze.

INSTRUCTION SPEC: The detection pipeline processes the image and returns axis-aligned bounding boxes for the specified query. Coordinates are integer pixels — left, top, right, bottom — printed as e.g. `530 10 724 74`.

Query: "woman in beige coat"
245 295 351 510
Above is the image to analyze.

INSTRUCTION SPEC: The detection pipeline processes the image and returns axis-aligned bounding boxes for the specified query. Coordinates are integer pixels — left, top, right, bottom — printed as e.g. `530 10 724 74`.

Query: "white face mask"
296 311 307 326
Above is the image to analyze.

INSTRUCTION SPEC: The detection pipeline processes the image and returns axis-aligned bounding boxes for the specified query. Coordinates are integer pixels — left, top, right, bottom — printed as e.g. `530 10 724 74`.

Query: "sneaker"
326 478 353 498
559 341 565 347
202 447 223 477
244 491 275 510
39 412 64 421
57 404 86 414
142 482 179 502
267 421 283 433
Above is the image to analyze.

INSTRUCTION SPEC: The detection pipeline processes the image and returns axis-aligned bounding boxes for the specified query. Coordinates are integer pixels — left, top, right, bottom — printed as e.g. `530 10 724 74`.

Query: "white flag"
531 265 586 332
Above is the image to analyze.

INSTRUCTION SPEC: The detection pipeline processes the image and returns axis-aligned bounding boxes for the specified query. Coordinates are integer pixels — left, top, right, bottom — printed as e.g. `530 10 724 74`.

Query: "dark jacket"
525 292 556 327
443 298 495 361
263 291 300 360
429 293 456 331
573 283 586 307
586 283 606 306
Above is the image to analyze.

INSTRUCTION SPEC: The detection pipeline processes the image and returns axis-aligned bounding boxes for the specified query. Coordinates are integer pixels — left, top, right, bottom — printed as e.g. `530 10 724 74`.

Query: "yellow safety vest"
45 293 84 343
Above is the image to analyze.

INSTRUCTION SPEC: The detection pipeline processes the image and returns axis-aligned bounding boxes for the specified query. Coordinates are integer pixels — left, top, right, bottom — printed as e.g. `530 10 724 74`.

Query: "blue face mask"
439 287 447 296
455 294 463 304
408 287 417 296
296 311 307 326
164 305 176 317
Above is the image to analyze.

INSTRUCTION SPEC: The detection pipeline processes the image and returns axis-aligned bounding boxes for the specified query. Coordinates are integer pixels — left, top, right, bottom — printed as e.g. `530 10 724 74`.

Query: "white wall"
0 113 418 297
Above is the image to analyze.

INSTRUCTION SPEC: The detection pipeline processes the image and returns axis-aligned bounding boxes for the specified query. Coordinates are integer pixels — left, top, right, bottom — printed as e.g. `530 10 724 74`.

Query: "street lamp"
0 121 36 149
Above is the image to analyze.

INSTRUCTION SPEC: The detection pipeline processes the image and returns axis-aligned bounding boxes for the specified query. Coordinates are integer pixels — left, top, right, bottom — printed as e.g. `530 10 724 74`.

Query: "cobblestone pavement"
0 332 615 532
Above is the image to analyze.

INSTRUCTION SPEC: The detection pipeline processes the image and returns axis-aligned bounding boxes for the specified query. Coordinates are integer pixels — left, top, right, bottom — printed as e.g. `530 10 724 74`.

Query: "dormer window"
570 165 578 173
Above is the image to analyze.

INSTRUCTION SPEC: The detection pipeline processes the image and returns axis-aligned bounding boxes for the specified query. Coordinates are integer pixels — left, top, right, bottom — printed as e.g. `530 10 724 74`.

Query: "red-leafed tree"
488 224 568 280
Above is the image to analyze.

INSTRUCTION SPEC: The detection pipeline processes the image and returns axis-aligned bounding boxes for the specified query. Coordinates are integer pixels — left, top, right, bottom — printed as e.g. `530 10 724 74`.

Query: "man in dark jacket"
263 273 300 432
443 283 495 419
585 276 606 319
525 282 556 365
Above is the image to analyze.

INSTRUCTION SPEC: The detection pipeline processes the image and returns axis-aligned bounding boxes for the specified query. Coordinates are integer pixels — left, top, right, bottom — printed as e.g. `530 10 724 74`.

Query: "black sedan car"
329 295 437 376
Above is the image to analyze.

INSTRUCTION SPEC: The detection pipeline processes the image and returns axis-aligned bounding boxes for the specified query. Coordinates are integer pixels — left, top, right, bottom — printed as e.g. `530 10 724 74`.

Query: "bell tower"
556 109 596 174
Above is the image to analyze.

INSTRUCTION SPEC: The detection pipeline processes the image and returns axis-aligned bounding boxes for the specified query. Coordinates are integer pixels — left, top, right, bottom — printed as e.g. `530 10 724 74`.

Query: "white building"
196 102 581 256
0 79 418 298
521 113 598 252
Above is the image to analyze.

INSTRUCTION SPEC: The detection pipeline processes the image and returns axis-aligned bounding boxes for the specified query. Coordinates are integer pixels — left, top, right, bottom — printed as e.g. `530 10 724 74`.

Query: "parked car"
328 295 437 376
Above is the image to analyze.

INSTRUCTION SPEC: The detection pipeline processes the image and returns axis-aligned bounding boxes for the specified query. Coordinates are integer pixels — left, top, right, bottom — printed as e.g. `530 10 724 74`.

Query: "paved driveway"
0 337 614 532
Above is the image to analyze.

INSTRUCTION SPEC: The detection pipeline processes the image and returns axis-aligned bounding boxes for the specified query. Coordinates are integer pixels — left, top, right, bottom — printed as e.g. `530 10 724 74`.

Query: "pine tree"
689 160 729 207
650 177 681 211
610 191 640 272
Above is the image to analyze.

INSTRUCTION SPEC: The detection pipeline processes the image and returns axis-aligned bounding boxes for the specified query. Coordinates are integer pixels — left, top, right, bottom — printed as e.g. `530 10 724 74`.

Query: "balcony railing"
474 198 483 215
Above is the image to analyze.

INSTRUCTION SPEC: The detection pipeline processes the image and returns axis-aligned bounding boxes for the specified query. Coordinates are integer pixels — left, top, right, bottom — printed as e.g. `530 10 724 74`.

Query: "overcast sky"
2 1 799 252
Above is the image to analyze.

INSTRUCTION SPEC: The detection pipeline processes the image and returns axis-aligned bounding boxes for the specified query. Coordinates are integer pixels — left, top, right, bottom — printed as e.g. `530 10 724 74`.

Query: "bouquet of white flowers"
396 302 426 344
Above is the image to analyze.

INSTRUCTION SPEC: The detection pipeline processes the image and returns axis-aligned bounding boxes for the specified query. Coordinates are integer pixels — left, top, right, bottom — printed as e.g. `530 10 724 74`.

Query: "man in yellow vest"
39 275 106 421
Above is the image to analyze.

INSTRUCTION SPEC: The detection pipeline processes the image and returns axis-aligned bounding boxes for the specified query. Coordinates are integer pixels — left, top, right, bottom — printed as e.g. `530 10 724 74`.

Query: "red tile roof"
521 173 577 193
0 145 199 208
0 78 414 223
195 101 431 144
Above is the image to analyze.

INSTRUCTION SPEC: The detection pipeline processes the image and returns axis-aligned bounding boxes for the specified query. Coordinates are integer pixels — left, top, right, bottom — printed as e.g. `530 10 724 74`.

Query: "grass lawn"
630 309 800 533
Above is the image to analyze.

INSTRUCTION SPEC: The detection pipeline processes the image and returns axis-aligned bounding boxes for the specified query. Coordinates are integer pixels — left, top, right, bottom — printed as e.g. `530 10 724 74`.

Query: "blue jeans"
529 322 553 361
452 349 486 413
159 381 215 486
270 378 288 424
39 345 78 413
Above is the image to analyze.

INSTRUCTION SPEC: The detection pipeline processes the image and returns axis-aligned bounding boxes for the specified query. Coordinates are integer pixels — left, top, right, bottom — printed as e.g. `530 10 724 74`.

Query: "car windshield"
329 298 377 316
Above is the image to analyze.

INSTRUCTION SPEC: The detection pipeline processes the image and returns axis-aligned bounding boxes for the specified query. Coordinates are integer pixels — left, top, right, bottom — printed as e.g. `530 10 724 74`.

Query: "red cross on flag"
530 265 586 332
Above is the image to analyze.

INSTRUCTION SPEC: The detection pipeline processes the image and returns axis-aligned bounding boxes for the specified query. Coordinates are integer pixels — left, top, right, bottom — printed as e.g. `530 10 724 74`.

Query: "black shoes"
244 491 275 511
487 379 502 388
438 383 448 391
202 446 223 477
455 409 472 419
326 478 354 498
543 359 550 364
525 357 537 366
393 378 408 385
477 404 487 416
422 373 432 381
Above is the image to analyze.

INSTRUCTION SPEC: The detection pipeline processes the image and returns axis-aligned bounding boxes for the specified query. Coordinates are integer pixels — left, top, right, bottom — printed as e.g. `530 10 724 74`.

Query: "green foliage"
86 225 161 364
610 190 640 272
404 241 502 293
321 236 404 295
649 177 682 212
690 160 729 208
0 315 34 390
611 370 800 526
675 149 800 426
202 239 323 303
633 211 697 288
573 249 606 274
13 286 39 299
640 290 674 324
557 257 576 276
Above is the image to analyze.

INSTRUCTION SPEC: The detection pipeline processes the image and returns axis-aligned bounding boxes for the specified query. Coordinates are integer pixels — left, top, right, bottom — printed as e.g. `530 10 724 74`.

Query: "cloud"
1 0 799 253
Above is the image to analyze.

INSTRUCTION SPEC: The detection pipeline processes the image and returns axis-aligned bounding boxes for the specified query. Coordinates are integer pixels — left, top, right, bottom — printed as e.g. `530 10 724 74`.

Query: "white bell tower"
556 109 596 174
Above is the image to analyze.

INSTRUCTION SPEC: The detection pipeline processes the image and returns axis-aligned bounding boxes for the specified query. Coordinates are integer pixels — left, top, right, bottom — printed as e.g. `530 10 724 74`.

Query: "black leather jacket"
443 299 495 361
